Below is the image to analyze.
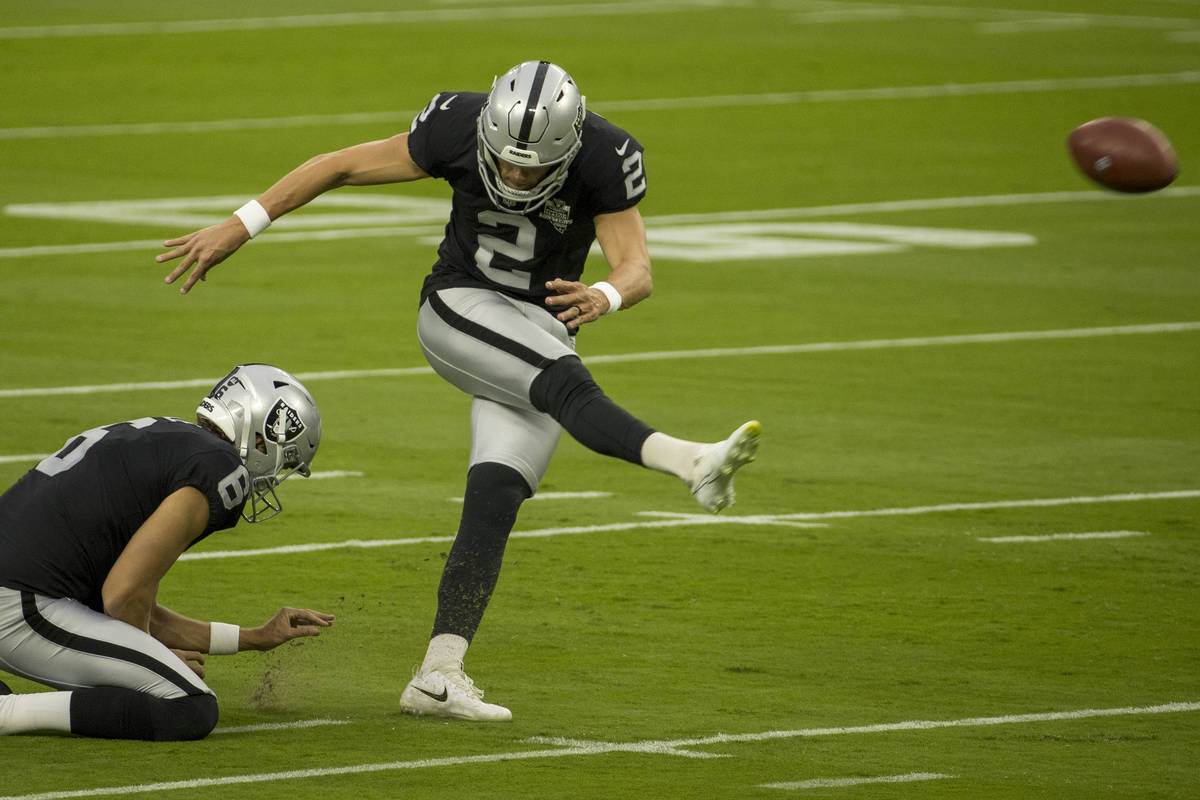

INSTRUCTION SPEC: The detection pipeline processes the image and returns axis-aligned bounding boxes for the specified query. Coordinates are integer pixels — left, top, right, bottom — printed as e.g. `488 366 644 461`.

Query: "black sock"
432 462 531 642
529 355 654 464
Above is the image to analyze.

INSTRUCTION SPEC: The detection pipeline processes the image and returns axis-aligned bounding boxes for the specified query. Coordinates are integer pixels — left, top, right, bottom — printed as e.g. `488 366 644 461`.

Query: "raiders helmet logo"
264 398 306 442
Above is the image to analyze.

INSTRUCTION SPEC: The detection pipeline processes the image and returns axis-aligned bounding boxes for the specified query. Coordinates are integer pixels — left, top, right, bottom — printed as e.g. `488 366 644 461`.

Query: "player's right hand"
157 217 251 294
171 648 207 678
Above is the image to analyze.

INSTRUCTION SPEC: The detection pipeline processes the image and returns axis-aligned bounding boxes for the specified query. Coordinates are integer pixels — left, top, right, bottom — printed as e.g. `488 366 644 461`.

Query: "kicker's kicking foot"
688 420 761 513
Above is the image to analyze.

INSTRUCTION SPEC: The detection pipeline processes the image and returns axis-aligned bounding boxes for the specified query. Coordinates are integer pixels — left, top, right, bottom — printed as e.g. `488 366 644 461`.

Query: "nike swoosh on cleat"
416 686 449 703
615 138 630 156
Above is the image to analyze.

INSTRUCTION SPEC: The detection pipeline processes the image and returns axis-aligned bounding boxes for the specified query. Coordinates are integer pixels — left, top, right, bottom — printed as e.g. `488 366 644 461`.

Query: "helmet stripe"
517 60 551 144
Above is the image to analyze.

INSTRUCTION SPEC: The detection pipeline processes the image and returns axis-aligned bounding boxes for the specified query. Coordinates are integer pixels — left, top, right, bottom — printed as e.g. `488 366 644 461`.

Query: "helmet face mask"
196 364 321 523
477 61 585 213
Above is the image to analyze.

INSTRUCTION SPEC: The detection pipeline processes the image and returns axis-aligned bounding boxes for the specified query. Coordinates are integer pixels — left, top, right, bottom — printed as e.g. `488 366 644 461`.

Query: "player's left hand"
245 607 335 651
544 278 611 330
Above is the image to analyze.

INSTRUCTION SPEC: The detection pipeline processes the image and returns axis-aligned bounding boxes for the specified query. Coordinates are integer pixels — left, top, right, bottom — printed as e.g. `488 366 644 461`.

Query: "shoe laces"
431 662 485 700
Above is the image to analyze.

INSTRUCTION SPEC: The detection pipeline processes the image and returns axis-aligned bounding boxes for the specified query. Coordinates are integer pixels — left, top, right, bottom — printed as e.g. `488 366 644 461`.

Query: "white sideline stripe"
761 772 954 790
979 530 1150 543
211 718 350 735
2 71 1197 140
174 490 1195 562
5 186 1199 258
3 320 1198 400
0 1 739 40
4 702 1195 800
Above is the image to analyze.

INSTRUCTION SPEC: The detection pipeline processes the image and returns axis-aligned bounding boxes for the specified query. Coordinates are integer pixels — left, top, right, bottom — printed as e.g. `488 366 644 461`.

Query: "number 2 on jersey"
474 210 536 290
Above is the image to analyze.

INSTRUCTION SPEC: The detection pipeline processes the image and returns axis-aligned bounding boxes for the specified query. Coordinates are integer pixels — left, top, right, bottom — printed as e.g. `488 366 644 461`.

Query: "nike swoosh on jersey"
615 138 630 156
439 95 459 111
417 685 449 703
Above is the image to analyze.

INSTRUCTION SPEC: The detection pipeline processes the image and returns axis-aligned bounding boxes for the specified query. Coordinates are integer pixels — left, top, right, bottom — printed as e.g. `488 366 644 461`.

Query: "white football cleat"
688 420 761 513
400 663 512 722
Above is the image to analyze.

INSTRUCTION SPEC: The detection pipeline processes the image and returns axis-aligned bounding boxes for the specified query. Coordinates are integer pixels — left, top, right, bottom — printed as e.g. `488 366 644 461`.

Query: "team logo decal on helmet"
265 399 306 442
476 60 586 214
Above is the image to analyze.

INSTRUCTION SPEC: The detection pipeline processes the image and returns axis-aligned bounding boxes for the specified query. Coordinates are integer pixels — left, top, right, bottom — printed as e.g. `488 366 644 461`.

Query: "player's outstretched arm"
151 605 333 654
158 133 429 294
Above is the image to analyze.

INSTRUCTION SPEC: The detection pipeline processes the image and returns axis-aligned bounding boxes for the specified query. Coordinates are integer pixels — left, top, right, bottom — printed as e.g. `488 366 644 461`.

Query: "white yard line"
0 1 742 40
978 530 1150 543
765 490 1200 521
4 186 1198 260
210 718 350 735
450 491 614 502
792 1 1199 32
171 489 1196 562
5 187 1199 259
761 772 955 790
643 186 1200 225
2 320 1197 400
175 515 807 562
305 471 364 480
4 701 1194 800
0 454 49 465
1 72 1197 140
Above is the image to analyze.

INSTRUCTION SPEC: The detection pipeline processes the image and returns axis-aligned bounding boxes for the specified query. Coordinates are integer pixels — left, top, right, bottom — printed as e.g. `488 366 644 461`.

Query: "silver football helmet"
477 60 585 213
196 364 321 523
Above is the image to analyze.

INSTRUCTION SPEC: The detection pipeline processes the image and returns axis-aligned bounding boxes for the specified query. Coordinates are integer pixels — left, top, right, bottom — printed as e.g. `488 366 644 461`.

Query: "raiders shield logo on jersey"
539 198 573 233
265 399 306 442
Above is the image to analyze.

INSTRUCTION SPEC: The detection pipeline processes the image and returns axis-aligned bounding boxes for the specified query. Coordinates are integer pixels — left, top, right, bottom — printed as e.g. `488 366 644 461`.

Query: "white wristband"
209 622 241 655
233 200 271 238
591 281 622 315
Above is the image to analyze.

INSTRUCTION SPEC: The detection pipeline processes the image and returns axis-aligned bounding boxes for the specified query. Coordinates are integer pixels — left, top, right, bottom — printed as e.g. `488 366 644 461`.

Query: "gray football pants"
0 587 212 699
417 287 575 493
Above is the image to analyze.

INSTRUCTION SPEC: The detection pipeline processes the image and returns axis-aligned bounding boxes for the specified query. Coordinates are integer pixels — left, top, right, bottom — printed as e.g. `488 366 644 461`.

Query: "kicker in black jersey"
407 91 647 305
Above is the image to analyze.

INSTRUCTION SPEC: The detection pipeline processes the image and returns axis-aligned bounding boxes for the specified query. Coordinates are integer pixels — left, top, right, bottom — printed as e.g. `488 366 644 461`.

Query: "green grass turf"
1 1 1198 798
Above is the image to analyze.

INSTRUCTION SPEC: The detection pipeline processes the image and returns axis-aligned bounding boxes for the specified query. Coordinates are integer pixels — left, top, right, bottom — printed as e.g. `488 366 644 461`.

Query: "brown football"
1067 117 1178 193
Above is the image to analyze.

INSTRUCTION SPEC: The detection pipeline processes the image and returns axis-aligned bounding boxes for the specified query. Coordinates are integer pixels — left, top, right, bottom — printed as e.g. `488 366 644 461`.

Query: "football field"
1 1 1198 797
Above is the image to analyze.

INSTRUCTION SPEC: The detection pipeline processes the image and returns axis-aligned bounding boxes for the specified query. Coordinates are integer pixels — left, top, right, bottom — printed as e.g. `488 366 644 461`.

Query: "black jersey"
0 417 248 610
407 91 647 305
